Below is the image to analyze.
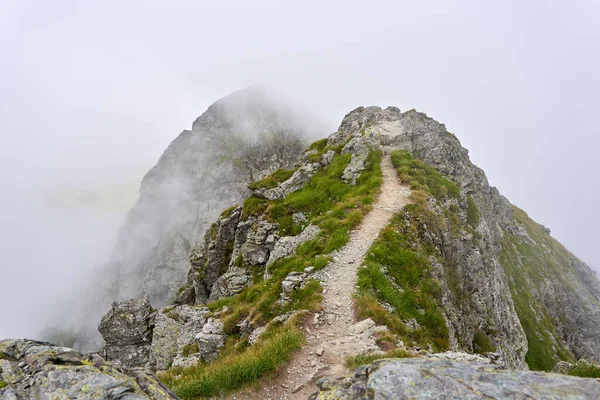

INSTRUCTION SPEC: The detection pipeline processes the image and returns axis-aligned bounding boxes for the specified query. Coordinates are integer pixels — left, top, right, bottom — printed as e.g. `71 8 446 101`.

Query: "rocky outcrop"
268 225 320 265
341 137 370 184
0 339 178 399
98 296 155 368
175 143 338 305
72 85 328 351
195 318 226 363
311 358 600 399
149 305 209 370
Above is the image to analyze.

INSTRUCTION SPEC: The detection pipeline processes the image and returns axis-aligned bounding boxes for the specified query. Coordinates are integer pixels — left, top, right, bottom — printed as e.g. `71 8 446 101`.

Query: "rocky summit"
6 90 600 399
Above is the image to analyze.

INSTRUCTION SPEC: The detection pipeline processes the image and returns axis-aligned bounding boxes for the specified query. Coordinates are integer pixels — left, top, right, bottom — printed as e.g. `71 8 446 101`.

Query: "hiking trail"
231 152 411 400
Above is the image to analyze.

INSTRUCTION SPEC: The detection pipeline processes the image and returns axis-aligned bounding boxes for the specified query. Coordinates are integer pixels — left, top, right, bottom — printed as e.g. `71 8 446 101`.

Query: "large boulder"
311 358 600 399
98 296 155 368
149 305 209 371
0 339 178 399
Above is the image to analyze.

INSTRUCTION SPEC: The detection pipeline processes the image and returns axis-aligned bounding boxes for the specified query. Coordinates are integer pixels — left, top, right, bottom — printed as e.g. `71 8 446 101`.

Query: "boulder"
149 305 209 371
195 318 226 362
98 296 155 368
310 358 600 399
0 339 178 399
268 225 320 264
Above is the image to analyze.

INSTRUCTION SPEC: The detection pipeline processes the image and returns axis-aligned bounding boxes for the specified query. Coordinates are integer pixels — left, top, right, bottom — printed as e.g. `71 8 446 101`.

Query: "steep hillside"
72 86 329 352
29 102 599 400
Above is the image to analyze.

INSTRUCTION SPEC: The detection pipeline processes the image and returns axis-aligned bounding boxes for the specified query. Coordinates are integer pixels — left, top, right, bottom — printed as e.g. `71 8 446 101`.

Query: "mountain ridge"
4 93 600 399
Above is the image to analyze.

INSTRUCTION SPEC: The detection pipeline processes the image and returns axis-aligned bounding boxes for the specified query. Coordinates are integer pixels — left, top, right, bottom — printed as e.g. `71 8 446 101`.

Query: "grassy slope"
500 207 578 370
160 140 382 399
355 150 463 353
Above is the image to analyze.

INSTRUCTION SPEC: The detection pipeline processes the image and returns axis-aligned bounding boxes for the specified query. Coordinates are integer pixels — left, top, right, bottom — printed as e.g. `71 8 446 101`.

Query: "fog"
1 0 599 339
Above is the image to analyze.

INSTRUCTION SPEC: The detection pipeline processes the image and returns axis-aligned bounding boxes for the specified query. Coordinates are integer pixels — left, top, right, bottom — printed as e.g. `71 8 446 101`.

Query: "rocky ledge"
0 339 178 399
311 357 600 399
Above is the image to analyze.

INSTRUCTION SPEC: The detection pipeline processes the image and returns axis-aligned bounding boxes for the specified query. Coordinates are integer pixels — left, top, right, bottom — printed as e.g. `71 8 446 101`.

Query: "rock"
98 296 154 368
72 85 326 351
249 326 267 345
268 225 320 264
347 318 376 335
341 137 372 185
281 272 306 294
292 212 308 225
311 358 600 399
316 347 324 356
305 266 315 274
195 318 226 362
0 339 177 399
254 163 322 200
149 305 209 371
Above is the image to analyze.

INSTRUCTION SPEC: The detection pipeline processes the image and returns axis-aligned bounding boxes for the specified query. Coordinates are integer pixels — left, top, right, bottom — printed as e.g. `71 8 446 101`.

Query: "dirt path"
231 153 411 400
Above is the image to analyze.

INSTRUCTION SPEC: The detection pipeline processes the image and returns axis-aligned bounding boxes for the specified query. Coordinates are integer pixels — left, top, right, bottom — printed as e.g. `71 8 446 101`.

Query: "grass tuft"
160 324 304 399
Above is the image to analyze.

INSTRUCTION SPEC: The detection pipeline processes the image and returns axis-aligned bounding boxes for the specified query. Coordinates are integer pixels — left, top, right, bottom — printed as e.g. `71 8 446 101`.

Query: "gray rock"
248 326 267 345
341 137 373 185
281 272 306 294
98 296 154 368
292 212 308 225
72 85 327 351
268 225 320 264
311 358 600 399
195 318 226 362
254 162 322 200
348 318 376 335
0 339 178 399
149 305 208 371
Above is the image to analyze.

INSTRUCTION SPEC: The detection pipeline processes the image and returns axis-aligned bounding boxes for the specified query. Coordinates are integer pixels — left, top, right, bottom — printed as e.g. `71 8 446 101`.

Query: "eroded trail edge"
234 153 411 400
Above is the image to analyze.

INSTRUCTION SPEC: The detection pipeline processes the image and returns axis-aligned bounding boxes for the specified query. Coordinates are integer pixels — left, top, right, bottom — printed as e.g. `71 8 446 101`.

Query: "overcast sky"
1 1 599 336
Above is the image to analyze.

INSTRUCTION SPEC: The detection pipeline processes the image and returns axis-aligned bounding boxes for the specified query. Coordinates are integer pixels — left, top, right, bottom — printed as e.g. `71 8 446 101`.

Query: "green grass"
466 196 480 227
356 217 449 351
472 329 494 354
159 324 304 399
567 362 600 379
500 207 576 370
248 168 296 191
221 205 239 219
163 148 383 397
345 348 414 369
308 137 328 151
354 150 467 352
0 380 6 390
391 150 460 200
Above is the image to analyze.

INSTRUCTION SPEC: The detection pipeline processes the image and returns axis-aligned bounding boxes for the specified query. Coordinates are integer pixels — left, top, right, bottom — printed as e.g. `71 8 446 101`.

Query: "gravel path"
231 153 411 400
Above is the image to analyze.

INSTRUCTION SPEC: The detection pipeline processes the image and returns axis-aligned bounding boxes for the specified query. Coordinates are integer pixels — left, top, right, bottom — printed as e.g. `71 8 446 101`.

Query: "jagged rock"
98 296 155 368
268 225 320 264
149 312 181 371
73 85 327 351
249 326 267 345
209 267 252 301
195 318 225 362
149 305 209 371
310 358 600 400
341 137 372 184
0 339 178 399
254 162 323 200
281 272 306 294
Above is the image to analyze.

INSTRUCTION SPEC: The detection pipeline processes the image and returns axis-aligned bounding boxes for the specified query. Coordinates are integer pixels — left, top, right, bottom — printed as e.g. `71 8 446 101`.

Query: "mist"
1 0 599 340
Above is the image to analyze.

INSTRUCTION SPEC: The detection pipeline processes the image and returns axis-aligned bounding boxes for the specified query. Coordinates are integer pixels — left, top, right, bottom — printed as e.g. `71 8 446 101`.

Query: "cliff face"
107 86 327 306
74 86 328 351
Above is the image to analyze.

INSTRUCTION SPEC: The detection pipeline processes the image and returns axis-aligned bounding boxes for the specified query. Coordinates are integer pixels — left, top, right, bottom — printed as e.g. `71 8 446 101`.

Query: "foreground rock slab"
0 339 178 399
311 358 600 400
